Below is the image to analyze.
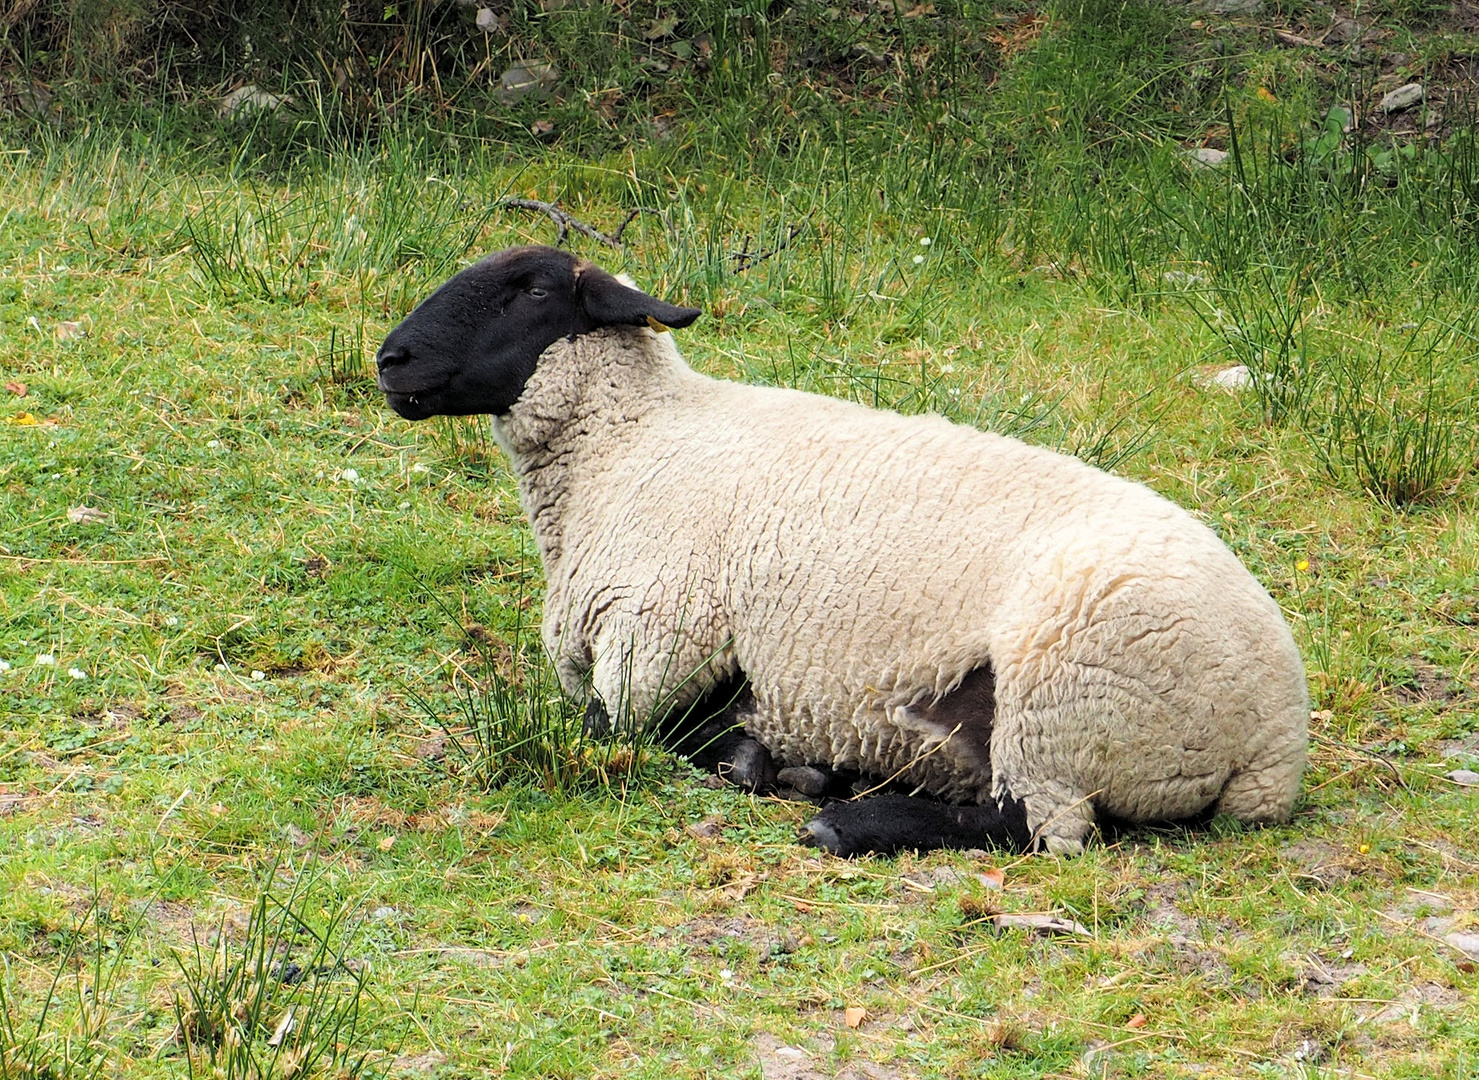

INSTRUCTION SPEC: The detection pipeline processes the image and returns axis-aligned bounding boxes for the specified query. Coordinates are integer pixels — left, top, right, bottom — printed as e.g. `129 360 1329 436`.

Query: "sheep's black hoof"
777 765 830 798
582 698 611 739
798 818 843 854
716 737 778 793
799 793 1036 858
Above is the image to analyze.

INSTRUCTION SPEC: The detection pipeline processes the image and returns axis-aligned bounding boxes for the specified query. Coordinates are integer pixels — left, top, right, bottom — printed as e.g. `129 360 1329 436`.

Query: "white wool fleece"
493 326 1308 850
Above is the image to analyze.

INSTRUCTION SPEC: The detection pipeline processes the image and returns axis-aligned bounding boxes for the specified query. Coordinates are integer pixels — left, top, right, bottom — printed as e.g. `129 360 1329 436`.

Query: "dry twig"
729 215 813 272
498 199 668 248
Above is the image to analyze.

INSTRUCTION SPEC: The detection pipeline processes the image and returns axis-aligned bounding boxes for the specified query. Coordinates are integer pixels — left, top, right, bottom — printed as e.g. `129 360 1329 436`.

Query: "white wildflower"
920 236 932 246
912 254 925 265
67 667 87 680
0 660 11 673
207 439 221 448
340 468 360 483
35 653 55 666
251 670 266 681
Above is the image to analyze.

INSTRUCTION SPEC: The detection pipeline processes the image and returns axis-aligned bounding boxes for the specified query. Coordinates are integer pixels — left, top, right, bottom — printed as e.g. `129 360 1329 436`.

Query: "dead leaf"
7 412 38 426
54 321 85 341
1256 86 1278 103
66 505 107 525
686 815 725 839
530 119 556 138
1127 1014 1147 1029
266 1008 294 1047
992 912 1091 937
844 1006 867 1028
4 381 25 397
977 867 1006 889
1275 29 1316 46
644 13 679 40
378 834 396 852
723 873 758 901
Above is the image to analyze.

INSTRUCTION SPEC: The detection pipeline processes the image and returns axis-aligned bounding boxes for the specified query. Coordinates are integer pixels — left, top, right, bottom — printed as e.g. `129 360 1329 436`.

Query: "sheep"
376 244 1309 857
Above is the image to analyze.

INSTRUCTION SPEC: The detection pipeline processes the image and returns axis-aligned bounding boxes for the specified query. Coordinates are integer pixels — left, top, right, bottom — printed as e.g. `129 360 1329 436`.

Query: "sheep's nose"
376 344 410 370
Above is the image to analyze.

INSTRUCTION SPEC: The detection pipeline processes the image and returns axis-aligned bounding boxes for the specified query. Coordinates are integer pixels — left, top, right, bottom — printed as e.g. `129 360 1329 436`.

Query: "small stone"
496 62 559 106
777 766 829 796
1323 17 1363 46
1446 932 1479 958
1195 364 1253 390
1446 769 1479 786
391 1050 448 1075
1189 147 1229 168
475 7 502 31
1198 0 1261 13
218 85 291 120
1380 83 1424 114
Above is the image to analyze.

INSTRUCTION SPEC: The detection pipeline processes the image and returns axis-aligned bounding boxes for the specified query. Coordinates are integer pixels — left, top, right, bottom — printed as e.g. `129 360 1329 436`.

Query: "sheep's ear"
577 264 701 332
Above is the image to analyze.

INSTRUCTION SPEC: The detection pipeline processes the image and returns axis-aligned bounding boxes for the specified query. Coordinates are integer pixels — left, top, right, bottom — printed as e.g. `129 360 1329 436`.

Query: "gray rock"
496 62 559 106
1445 932 1479 958
217 85 291 120
1195 364 1253 390
1380 83 1424 114
1198 0 1262 12
1189 147 1229 169
1163 269 1209 288
1323 17 1363 45
1446 768 1479 786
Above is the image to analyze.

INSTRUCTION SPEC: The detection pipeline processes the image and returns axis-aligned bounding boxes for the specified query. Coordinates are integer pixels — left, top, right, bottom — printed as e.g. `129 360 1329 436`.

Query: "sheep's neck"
493 328 687 569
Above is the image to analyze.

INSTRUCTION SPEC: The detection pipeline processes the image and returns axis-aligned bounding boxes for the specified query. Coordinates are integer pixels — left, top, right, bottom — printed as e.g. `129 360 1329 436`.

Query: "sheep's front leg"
660 677 779 793
799 793 1035 857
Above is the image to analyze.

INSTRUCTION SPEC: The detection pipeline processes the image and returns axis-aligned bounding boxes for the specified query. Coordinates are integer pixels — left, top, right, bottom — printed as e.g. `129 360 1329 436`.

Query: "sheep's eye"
527 286 548 298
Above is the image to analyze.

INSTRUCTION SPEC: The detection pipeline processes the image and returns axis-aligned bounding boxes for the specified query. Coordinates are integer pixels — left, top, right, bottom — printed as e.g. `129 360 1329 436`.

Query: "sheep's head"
376 245 701 420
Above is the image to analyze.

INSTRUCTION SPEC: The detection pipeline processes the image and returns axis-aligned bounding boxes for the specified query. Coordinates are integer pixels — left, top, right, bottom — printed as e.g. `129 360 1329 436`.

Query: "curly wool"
493 326 1308 850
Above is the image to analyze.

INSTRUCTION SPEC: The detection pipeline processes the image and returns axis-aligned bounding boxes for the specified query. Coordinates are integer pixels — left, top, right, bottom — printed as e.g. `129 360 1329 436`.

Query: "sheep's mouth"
381 387 445 421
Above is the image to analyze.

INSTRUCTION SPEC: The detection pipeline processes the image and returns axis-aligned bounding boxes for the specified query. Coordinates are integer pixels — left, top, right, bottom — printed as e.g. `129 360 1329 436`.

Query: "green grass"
3 0 1479 1075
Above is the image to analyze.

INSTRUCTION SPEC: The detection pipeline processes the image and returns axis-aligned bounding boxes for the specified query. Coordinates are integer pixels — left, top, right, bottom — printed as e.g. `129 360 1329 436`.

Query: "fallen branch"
728 215 813 272
498 199 668 248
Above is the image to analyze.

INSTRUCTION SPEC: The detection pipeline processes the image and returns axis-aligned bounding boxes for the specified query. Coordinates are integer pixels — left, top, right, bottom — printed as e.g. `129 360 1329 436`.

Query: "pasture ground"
2 0 1478 1075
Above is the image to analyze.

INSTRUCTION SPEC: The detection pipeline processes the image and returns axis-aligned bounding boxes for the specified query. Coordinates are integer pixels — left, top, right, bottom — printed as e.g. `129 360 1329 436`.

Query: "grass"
2 0 1479 1075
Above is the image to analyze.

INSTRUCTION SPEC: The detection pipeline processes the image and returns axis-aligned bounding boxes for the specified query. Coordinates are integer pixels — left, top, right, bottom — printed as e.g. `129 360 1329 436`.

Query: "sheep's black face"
375 245 701 420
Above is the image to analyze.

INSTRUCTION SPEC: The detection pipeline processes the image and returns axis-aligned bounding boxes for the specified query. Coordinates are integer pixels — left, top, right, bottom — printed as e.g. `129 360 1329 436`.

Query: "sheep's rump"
509 332 1308 850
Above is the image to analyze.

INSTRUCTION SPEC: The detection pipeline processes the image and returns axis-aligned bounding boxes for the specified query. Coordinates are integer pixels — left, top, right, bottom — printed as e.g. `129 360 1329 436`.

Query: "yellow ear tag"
646 315 671 333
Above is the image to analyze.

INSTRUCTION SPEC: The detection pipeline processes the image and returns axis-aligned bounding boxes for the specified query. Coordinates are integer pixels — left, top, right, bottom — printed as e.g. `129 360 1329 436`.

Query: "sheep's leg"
798 792 1034 857
582 697 612 739
659 675 780 793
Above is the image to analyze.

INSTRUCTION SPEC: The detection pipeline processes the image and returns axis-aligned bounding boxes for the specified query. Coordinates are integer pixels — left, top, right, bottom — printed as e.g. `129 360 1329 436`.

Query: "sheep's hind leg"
799 793 1035 857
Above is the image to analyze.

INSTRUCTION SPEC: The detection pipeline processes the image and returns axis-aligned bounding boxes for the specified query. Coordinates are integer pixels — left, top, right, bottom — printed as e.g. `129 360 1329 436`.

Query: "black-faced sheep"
376 245 1309 857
